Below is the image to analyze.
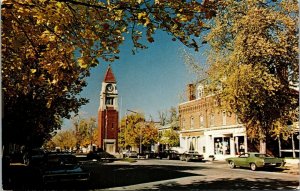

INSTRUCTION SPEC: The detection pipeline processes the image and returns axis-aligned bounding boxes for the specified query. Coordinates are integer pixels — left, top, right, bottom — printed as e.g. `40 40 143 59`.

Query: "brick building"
179 84 247 160
98 66 119 153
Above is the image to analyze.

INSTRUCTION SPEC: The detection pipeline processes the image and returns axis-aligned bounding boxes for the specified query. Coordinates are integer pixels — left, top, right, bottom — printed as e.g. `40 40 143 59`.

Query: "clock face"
106 84 114 92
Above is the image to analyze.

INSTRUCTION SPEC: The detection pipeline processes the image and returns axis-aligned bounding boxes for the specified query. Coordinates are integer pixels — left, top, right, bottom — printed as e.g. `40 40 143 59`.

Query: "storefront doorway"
214 137 230 155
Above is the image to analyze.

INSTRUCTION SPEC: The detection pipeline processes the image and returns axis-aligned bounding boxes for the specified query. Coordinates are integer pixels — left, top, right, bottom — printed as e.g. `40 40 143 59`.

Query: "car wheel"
250 163 257 171
229 161 235 169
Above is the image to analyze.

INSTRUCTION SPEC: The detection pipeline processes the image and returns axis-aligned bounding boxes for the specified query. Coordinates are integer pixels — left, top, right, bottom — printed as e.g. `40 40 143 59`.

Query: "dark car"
39 153 90 184
159 150 180 160
143 151 158 159
180 151 204 162
137 151 158 159
23 148 47 166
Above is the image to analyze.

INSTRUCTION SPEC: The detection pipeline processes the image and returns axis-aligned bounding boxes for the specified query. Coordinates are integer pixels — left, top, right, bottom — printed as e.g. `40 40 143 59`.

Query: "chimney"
187 84 196 101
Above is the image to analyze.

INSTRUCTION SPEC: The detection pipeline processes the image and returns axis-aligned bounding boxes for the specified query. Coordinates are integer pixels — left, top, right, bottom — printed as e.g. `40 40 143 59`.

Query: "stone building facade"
179 84 247 160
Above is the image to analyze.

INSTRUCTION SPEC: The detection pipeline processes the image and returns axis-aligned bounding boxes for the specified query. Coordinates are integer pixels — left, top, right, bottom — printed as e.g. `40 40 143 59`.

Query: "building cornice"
180 124 244 133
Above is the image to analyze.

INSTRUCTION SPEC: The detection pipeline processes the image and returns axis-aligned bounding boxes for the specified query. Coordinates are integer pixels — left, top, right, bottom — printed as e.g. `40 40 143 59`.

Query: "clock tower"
98 65 119 153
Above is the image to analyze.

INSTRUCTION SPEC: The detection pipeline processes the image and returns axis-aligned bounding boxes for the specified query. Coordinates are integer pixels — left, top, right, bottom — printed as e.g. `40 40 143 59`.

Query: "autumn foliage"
2 0 218 148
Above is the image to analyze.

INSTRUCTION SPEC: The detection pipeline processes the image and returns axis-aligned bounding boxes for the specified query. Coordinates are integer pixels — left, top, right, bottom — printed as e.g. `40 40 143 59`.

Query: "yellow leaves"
41 30 56 42
77 57 93 69
56 2 62 8
46 99 52 108
177 14 192 22
138 11 151 26
114 10 123 21
138 12 147 20
31 69 37 73
77 58 87 69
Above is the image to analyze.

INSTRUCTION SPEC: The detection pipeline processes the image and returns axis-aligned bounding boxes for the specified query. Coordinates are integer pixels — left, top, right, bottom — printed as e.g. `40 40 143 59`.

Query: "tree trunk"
291 133 296 158
259 139 266 154
278 136 282 158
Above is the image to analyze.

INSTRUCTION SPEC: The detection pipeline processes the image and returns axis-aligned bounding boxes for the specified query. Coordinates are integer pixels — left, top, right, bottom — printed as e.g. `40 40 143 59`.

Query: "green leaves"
204 0 299 142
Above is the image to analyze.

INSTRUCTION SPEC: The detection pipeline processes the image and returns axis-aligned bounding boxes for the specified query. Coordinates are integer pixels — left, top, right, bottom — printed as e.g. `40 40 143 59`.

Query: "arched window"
190 116 194 129
222 111 226 125
196 84 204 99
210 113 215 127
199 115 204 127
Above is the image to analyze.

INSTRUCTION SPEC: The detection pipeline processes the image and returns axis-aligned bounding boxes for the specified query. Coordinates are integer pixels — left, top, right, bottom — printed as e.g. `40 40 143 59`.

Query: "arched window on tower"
196 84 204 99
106 97 114 105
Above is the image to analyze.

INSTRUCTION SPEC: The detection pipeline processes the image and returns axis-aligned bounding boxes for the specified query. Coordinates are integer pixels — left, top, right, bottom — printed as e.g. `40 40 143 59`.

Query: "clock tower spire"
98 65 119 153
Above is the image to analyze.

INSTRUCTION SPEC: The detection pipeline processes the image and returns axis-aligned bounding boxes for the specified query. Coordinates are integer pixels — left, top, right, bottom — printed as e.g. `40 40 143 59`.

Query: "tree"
119 113 144 149
158 110 168 126
160 129 180 147
168 106 179 130
50 130 77 151
185 0 298 153
73 117 96 148
118 112 158 151
142 121 159 147
2 0 218 148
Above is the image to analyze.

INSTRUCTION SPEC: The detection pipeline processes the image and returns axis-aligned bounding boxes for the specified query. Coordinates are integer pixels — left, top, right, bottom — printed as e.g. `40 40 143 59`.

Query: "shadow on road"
3 161 298 190
85 163 206 190
3 162 205 190
141 177 299 190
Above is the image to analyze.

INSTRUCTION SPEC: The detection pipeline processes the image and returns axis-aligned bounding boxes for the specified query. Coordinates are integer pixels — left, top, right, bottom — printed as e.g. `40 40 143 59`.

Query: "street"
4 159 299 190
92 159 299 190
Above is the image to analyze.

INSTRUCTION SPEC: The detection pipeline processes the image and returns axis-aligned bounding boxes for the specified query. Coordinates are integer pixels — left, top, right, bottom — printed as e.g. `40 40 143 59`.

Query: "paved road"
96 159 299 190
4 159 299 190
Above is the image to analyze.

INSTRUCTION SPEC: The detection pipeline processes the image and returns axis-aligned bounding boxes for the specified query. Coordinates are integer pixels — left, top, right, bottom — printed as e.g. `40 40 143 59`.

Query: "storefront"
204 125 247 159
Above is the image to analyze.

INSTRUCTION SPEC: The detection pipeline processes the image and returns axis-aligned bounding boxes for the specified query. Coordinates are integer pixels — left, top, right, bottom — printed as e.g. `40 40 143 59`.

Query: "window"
200 115 204 127
105 97 114 105
196 84 204 99
190 116 194 129
182 118 186 130
222 111 226 125
210 113 215 127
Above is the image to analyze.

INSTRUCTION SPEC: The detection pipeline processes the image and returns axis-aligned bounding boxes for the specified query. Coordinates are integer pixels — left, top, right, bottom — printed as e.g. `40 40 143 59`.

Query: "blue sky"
62 30 205 129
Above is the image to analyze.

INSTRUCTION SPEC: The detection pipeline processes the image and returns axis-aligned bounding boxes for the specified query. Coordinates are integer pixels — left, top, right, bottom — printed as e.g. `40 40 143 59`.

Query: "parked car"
225 152 286 171
143 151 158 159
23 148 47 166
159 150 180 160
123 151 138 158
179 151 204 162
39 153 90 184
87 150 115 161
